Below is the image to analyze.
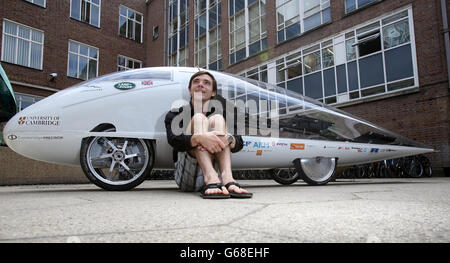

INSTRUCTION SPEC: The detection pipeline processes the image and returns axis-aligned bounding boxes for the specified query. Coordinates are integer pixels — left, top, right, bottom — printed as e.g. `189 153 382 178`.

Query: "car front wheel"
80 136 154 191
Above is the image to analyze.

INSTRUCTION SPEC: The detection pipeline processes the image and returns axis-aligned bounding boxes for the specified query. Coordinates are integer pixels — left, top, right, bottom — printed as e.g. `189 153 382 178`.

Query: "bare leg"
188 113 227 195
208 115 248 194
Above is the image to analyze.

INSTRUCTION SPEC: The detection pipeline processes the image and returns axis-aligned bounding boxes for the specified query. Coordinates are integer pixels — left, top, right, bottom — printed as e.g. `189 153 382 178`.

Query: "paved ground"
0 178 449 243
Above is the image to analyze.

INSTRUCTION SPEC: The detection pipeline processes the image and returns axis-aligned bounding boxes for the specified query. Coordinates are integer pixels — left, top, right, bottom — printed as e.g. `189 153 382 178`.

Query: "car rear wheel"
80 135 154 191
293 157 337 185
272 168 300 185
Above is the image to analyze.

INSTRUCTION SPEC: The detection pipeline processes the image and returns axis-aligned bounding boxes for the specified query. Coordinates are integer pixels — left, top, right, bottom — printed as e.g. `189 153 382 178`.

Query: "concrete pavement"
0 178 449 243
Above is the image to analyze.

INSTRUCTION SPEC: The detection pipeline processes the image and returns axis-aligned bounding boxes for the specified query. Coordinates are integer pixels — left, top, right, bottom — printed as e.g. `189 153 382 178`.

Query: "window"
118 55 142 71
119 5 143 43
24 0 46 7
244 8 417 105
276 0 330 44
194 0 222 70
16 93 43 111
229 0 267 64
345 0 380 13
276 0 300 43
168 0 189 66
67 41 98 80
1 19 44 70
70 0 101 27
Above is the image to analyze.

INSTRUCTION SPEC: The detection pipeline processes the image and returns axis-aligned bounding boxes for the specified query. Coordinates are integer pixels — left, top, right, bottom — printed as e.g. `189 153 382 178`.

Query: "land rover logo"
114 82 135 90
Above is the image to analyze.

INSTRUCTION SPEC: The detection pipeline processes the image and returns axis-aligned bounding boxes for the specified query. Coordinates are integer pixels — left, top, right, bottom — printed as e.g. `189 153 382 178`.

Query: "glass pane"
249 20 261 43
91 5 99 27
347 61 358 91
120 6 127 16
88 59 97 79
89 48 98 59
336 64 347 93
249 41 261 56
249 3 260 21
209 5 217 28
79 56 88 80
68 53 78 77
345 0 356 13
119 16 127 37
323 68 336 96
304 51 321 74
17 39 30 67
127 19 134 39
31 30 43 43
346 38 356 61
385 44 413 82
118 56 125 66
79 45 89 56
68 42 78 55
135 23 142 43
71 0 81 19
322 47 334 68
383 19 410 49
285 23 300 40
4 21 17 35
359 53 384 88
287 77 302 95
3 35 16 63
18 26 30 39
358 0 376 8
304 72 323 99
30 42 42 69
304 12 321 31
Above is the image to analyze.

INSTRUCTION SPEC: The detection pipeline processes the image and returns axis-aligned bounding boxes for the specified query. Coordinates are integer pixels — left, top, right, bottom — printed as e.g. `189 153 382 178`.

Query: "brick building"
1 0 449 176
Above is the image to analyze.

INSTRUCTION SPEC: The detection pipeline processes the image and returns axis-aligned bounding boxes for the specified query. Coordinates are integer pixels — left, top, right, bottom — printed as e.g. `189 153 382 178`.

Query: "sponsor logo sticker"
141 80 153 86
114 82 136 90
290 143 305 150
17 116 60 126
7 134 18 140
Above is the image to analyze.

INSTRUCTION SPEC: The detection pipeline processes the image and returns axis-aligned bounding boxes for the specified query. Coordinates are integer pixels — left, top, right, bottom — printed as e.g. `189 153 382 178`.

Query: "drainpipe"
441 0 450 89
163 0 167 66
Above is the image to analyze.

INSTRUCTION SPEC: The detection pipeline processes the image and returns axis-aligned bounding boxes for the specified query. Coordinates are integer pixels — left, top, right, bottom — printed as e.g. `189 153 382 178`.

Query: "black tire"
419 155 432 177
272 168 300 185
402 156 423 178
293 157 338 186
80 136 155 191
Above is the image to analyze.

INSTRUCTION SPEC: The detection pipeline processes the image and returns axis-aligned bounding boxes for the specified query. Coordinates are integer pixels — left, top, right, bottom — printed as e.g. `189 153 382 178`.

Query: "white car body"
3 67 433 189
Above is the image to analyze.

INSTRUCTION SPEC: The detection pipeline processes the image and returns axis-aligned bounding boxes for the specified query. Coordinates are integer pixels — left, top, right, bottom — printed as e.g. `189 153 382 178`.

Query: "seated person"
164 71 252 199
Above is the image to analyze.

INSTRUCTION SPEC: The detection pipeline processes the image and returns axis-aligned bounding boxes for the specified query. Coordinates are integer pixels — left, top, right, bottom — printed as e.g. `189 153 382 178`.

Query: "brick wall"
0 0 148 94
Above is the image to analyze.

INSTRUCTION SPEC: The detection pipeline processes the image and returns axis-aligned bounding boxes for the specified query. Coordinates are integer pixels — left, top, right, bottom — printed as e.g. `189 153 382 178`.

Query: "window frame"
67 40 99 80
194 0 222 70
70 0 102 28
23 0 46 8
168 0 189 66
119 5 144 43
239 7 418 106
229 0 267 65
276 0 330 44
117 55 143 71
1 19 44 70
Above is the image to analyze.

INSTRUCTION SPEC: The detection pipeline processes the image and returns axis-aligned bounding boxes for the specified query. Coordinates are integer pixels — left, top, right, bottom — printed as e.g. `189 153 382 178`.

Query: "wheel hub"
112 150 125 162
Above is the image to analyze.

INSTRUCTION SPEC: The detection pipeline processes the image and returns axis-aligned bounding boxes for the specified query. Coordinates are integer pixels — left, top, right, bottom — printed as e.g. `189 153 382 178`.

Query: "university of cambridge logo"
18 116 26 125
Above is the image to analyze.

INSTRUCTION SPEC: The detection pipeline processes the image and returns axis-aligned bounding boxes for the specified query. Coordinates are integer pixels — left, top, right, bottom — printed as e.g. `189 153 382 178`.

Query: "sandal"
225 182 253 198
200 183 230 199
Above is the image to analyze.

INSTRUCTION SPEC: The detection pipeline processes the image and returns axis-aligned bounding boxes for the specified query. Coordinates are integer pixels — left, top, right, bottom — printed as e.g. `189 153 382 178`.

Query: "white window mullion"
205 0 210 67
299 0 305 33
244 0 249 57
